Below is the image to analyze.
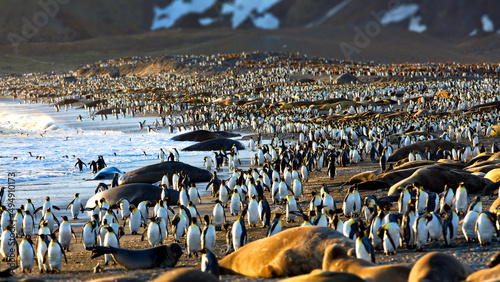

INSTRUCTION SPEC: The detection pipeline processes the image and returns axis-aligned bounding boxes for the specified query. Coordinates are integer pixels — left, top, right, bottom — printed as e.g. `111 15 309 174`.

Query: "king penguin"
232 209 247 251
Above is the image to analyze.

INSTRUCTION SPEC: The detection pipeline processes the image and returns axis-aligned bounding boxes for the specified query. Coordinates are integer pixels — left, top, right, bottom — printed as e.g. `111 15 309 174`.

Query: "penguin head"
203 215 210 224
128 205 135 212
62 216 69 221
27 199 32 203
46 196 50 202
425 213 433 222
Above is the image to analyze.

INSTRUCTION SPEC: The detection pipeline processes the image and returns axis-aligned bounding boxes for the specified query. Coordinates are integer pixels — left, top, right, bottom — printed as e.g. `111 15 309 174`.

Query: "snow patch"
381 4 420 25
252 13 280 29
481 14 494 32
199 17 218 26
408 16 426 33
151 0 217 30
221 0 281 29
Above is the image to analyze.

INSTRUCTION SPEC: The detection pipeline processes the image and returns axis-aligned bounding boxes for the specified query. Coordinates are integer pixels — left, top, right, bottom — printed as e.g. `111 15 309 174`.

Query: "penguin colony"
2 52 500 280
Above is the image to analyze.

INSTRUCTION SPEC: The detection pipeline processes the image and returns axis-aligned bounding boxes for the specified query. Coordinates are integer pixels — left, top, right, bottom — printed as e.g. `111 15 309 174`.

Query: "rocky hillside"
2 0 499 44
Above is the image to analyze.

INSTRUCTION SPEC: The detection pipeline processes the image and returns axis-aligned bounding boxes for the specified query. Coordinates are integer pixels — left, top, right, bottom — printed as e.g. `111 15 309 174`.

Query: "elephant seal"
466 152 494 166
219 226 354 278
118 161 211 185
153 268 218 282
387 139 463 162
484 182 500 196
89 276 142 282
85 183 179 207
388 166 492 195
280 269 365 282
344 171 378 185
93 167 123 180
485 169 500 183
171 130 240 142
322 245 411 282
182 138 245 152
408 252 470 282
354 180 390 191
88 244 183 270
489 197 500 212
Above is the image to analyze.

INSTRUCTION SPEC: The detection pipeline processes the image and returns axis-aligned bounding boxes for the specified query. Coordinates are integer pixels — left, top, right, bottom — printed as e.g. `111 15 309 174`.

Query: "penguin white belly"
462 211 478 241
71 199 80 219
477 216 494 245
292 181 302 200
0 231 11 259
232 222 245 250
230 195 241 215
48 243 62 272
322 195 334 211
247 203 259 226
189 189 200 204
413 219 428 251
202 226 216 251
355 240 370 262
37 243 48 272
58 224 72 249
129 212 141 234
427 216 441 241
82 225 95 248
187 226 201 255
213 206 224 229
20 241 34 272
104 233 119 264
147 223 161 246
286 201 297 222
23 217 33 237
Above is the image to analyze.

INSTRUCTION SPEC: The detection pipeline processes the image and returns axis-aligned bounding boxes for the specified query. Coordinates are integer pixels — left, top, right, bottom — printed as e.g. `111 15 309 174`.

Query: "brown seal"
280 269 365 282
153 268 218 282
219 226 354 278
322 245 411 282
408 252 470 282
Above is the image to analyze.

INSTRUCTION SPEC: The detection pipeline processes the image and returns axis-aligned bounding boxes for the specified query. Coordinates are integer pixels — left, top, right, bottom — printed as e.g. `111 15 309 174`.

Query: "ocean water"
0 98 252 222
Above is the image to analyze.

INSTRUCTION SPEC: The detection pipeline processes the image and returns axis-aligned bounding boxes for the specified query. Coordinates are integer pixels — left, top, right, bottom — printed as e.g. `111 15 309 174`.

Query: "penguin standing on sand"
401 203 416 249
82 221 97 248
343 184 361 217
200 248 220 277
232 209 247 251
463 209 479 242
356 234 376 263
413 215 429 252
267 213 282 237
426 212 442 242
58 216 77 251
212 200 225 231
48 234 67 273
454 182 468 216
327 155 335 179
172 212 187 243
66 193 84 220
22 210 34 237
442 204 459 247
103 226 119 265
377 222 400 255
439 185 454 214
476 211 497 246
224 222 233 255
259 196 271 228
201 215 216 252
19 236 35 273
37 234 50 273
127 205 142 235
187 217 201 257
142 218 162 247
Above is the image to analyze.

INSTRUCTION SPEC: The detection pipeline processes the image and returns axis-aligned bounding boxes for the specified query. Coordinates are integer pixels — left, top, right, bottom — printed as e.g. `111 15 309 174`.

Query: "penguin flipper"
71 228 77 243
66 199 75 210
141 227 148 242
52 206 61 211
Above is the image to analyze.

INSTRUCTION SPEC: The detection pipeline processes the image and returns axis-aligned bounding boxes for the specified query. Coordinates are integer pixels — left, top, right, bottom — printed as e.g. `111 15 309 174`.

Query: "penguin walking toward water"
187 218 201 257
267 213 282 237
19 236 35 273
200 248 220 277
232 210 247 251
201 215 216 252
476 211 497 246
356 234 376 263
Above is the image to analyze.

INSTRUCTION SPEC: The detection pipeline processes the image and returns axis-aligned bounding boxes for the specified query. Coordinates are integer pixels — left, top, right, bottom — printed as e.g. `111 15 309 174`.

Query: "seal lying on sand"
219 226 354 278
88 244 183 270
85 183 179 207
408 252 470 282
182 138 245 151
171 130 240 142
322 245 411 282
118 161 211 185
93 167 123 180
